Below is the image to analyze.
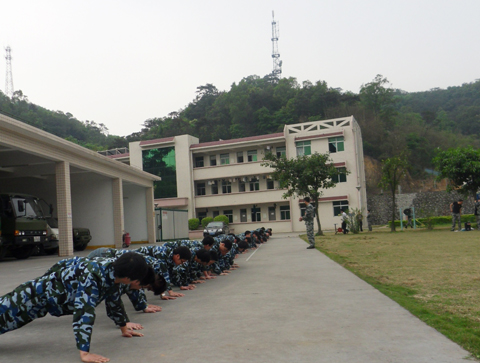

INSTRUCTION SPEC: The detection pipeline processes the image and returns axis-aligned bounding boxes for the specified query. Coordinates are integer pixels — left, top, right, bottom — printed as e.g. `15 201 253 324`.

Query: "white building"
117 116 366 233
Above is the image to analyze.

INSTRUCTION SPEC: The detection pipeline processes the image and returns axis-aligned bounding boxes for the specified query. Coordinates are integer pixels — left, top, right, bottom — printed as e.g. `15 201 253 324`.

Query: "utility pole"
5 46 14 98
271 11 282 78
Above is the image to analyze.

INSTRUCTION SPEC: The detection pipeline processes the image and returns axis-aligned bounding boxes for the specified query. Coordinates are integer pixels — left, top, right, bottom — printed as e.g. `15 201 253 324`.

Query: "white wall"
71 173 114 247
123 183 149 242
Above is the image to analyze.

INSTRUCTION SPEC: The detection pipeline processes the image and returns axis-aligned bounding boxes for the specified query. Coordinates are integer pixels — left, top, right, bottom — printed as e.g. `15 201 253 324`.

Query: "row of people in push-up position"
0 226 272 363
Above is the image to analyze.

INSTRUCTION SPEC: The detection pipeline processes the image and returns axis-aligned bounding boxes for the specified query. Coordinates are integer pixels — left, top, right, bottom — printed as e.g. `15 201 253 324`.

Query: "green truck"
0 193 49 260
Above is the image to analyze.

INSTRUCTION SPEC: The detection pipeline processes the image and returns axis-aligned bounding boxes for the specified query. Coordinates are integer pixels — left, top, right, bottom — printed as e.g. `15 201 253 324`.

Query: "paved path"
0 234 472 362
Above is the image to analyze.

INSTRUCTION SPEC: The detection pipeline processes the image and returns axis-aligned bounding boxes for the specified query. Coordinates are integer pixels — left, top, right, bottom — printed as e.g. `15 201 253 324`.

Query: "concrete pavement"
0 233 472 362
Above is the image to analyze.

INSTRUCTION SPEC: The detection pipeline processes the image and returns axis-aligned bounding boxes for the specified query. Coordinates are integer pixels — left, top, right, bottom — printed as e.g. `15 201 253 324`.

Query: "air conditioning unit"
207 181 212 185
242 177 247 182
266 145 271 150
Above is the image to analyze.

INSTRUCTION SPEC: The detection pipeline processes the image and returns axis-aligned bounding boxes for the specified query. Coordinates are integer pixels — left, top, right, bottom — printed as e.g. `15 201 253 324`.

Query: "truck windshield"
12 196 44 219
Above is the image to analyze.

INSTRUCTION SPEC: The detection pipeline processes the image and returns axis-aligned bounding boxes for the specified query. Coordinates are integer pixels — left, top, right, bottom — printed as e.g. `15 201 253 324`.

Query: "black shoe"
306 246 315 249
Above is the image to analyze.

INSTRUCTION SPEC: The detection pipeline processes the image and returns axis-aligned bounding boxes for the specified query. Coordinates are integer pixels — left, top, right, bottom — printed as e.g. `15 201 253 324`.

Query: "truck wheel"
74 243 88 252
12 246 34 260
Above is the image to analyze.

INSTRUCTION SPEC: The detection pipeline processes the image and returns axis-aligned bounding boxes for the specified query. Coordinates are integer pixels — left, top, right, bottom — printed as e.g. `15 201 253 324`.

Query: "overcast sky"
1 0 479 136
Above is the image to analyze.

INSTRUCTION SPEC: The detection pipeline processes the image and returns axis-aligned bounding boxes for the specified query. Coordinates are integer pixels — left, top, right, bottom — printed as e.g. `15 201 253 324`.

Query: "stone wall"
367 191 474 225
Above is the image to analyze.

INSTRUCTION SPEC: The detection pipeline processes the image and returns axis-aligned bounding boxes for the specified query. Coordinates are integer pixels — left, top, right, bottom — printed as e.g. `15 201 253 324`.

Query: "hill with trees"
1 74 479 193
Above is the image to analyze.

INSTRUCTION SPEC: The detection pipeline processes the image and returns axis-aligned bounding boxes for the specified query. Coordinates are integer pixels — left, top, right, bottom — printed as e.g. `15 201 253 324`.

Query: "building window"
267 179 275 190
240 209 247 222
220 153 230 165
143 146 177 199
280 205 291 220
196 182 206 196
333 167 347 183
237 151 244 163
333 200 349 216
276 146 286 157
247 150 257 162
197 211 207 224
249 178 259 191
329 137 344 153
211 183 218 195
195 156 204 168
210 155 217 166
239 181 246 192
223 210 233 223
222 180 232 194
251 207 261 222
268 206 276 221
213 211 220 218
296 141 311 156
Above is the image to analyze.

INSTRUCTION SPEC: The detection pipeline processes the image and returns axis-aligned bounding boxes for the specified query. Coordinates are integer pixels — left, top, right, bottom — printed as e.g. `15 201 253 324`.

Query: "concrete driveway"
0 233 472 362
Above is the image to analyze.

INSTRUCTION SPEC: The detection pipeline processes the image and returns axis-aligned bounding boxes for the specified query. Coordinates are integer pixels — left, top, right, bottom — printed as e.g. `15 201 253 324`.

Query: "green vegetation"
302 228 480 358
2 75 480 179
201 217 213 228
213 215 229 225
262 152 341 235
188 218 200 230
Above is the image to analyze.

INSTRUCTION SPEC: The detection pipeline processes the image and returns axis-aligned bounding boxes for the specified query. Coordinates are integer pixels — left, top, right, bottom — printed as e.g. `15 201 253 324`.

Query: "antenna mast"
271 11 282 78
5 46 14 98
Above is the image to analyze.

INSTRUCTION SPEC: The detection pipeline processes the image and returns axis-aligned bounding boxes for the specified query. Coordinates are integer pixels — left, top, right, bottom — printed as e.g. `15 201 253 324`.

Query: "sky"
1 0 479 137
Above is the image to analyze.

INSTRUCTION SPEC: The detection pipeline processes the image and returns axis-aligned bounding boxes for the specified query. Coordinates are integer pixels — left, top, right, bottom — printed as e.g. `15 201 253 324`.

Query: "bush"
214 215 229 225
388 214 476 228
188 218 200 230
201 217 214 228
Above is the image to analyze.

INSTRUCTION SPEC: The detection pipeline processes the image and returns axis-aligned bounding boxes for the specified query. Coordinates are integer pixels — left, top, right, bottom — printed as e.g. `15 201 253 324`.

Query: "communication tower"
5 46 14 98
271 11 282 78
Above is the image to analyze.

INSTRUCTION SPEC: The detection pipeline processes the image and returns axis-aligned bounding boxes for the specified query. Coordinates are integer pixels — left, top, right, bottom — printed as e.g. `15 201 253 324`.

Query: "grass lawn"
301 226 480 359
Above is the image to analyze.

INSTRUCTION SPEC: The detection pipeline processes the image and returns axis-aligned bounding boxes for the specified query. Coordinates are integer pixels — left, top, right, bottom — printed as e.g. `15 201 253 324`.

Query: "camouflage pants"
306 221 315 247
451 213 461 231
0 280 49 334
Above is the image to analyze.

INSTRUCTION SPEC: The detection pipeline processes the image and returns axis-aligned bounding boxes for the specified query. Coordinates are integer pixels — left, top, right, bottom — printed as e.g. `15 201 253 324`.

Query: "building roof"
190 132 284 149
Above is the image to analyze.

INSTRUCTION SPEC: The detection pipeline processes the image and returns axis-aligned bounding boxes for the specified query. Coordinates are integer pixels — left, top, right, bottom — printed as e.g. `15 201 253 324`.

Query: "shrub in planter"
213 215 229 225
188 218 200 231
201 217 214 228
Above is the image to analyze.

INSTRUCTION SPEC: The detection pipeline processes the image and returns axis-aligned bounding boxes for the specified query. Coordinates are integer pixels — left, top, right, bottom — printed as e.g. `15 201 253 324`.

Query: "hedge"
388 214 477 227
213 215 229 225
188 218 200 230
201 217 214 228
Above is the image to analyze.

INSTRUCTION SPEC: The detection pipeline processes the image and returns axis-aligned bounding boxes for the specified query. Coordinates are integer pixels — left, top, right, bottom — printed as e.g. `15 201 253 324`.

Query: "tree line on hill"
1 74 480 180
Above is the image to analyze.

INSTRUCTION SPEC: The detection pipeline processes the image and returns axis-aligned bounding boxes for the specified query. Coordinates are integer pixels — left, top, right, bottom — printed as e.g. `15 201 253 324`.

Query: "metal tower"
5 46 14 98
271 11 282 78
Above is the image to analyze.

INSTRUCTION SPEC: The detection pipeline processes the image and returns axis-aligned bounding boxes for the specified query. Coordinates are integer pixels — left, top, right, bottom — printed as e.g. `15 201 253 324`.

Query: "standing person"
475 198 480 230
356 211 363 232
403 208 413 228
367 209 373 232
341 209 349 234
0 252 150 363
299 197 315 249
450 199 463 232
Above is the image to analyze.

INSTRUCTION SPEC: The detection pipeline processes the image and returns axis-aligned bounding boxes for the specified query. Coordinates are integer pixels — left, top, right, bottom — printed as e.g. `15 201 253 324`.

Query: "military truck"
0 193 48 260
44 217 91 253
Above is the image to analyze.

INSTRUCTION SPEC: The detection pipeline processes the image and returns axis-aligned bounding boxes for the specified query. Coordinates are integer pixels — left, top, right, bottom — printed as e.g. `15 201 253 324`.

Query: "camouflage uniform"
303 203 315 247
132 245 190 289
0 256 130 352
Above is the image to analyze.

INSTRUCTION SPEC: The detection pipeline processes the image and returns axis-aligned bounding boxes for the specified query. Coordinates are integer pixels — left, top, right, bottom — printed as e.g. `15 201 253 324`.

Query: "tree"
262 152 344 235
432 146 480 199
378 153 410 232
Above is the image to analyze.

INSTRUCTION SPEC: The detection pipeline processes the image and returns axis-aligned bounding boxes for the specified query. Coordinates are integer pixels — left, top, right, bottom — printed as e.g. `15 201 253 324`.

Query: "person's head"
172 246 192 265
202 235 215 250
209 250 219 265
237 240 249 252
245 230 251 237
130 265 156 290
245 236 252 244
219 240 232 255
113 252 149 284
304 196 311 204
458 199 464 204
195 248 211 264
